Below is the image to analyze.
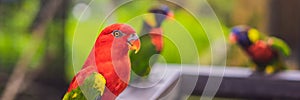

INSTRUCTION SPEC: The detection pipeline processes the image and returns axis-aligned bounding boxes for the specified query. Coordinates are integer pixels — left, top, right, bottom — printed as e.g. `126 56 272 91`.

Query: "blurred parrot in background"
130 5 173 81
63 24 140 100
229 25 291 75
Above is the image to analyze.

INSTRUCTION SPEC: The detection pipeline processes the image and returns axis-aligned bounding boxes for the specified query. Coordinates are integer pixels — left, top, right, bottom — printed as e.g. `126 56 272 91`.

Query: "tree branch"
0 0 63 100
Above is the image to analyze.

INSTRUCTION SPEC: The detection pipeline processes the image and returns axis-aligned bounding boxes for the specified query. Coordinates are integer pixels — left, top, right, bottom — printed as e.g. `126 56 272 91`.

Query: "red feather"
247 41 276 63
149 28 163 52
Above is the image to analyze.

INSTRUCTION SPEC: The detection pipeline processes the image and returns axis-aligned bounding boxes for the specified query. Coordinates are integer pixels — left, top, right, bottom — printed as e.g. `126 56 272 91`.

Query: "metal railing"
118 64 300 100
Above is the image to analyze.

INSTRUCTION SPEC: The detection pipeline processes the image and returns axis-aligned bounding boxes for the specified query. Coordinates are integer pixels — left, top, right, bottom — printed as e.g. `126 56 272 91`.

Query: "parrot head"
98 23 140 54
144 5 173 28
230 25 260 48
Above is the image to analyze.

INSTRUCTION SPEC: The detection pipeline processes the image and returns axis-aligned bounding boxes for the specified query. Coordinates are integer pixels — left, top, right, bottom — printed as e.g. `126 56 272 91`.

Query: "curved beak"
127 34 140 54
229 33 237 44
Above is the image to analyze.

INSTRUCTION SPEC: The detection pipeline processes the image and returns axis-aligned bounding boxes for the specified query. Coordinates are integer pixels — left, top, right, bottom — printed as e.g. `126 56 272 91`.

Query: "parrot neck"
149 28 163 52
237 33 253 49
83 40 129 66
94 39 131 75
237 38 252 50
143 14 166 30
94 36 129 61
94 37 131 97
153 14 166 27
142 14 165 52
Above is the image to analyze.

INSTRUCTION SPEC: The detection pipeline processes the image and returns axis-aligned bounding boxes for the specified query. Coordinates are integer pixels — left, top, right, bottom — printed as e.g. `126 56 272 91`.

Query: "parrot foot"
250 71 278 78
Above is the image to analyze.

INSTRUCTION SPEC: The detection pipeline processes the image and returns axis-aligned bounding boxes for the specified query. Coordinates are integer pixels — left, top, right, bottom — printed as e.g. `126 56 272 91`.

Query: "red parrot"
63 23 140 100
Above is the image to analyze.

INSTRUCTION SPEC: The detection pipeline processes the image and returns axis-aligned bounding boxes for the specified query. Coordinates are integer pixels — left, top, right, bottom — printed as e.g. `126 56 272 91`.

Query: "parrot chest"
149 28 163 52
97 60 130 97
246 41 276 63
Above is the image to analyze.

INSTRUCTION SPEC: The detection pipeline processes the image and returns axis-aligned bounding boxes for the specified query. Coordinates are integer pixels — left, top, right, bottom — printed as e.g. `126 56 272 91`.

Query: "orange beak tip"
129 39 140 54
134 49 139 54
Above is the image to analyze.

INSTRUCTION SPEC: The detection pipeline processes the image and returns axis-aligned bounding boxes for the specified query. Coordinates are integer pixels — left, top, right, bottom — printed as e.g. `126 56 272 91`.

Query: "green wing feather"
268 37 291 56
63 72 106 100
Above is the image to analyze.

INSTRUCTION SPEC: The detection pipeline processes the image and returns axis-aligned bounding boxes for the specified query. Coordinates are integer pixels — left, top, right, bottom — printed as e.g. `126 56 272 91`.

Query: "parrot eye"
112 30 123 38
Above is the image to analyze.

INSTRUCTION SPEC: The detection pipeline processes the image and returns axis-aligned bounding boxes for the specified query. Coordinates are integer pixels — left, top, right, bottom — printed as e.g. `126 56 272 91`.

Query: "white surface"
117 65 180 100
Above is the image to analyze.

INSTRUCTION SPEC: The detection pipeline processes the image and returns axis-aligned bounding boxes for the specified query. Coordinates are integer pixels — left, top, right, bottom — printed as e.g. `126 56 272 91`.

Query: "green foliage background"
0 0 240 82
66 0 230 80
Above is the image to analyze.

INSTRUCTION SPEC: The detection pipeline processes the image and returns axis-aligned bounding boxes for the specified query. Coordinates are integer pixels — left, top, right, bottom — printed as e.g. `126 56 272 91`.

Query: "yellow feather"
248 29 260 42
71 93 78 98
93 73 106 96
143 14 156 27
62 92 70 100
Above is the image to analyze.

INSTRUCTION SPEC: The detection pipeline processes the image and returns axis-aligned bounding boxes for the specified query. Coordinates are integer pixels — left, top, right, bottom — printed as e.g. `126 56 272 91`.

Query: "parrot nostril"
127 41 133 46
127 34 139 42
